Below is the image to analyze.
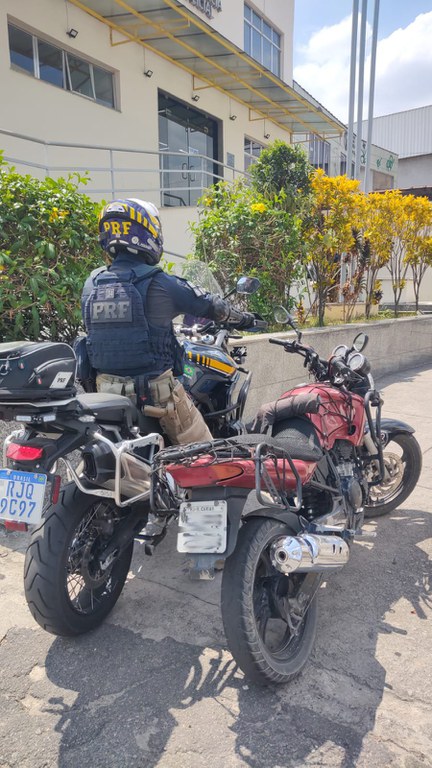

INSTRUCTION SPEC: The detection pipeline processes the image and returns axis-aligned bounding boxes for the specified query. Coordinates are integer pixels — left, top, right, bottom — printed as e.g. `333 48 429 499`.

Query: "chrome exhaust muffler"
270 534 349 574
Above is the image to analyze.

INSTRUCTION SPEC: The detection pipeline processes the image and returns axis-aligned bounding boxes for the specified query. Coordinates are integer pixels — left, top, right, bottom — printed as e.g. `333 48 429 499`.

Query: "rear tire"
221 517 318 685
24 483 133 636
364 433 422 518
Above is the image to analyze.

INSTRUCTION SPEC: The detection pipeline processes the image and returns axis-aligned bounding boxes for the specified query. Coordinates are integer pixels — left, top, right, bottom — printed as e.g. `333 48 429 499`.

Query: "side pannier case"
0 342 76 400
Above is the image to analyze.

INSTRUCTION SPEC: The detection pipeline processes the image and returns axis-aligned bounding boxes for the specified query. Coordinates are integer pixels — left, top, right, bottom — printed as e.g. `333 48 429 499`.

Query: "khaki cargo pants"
96 370 212 445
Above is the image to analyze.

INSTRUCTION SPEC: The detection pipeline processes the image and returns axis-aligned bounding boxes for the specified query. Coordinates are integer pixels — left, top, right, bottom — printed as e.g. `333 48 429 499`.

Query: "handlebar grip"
269 338 288 346
254 320 268 331
332 358 352 377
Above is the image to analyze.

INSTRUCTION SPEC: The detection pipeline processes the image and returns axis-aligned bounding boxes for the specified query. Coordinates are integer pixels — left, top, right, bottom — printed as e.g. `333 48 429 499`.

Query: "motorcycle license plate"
0 469 47 525
177 500 227 554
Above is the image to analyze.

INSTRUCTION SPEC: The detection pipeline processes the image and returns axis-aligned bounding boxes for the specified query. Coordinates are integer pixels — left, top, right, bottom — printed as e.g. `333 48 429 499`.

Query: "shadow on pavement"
1 503 429 767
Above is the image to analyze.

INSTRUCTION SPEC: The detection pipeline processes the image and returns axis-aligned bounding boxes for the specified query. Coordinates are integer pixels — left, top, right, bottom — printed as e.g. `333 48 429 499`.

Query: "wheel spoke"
252 540 311 658
64 503 120 615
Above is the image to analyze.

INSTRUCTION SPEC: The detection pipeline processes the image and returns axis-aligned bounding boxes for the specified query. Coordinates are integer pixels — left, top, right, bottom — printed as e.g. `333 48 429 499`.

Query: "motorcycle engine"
333 441 367 519
301 441 367 530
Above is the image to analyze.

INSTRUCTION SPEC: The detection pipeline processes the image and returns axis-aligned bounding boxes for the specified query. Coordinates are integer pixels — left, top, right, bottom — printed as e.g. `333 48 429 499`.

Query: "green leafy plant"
189 142 314 320
0 156 102 343
190 180 305 319
248 140 313 214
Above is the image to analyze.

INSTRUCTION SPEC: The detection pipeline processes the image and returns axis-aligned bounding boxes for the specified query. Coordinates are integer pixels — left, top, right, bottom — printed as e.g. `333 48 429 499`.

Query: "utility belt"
96 370 212 445
96 373 138 404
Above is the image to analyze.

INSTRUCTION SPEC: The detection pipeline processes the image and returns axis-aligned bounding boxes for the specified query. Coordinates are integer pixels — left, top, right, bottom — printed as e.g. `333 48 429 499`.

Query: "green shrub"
189 141 315 320
0 155 102 343
190 179 305 320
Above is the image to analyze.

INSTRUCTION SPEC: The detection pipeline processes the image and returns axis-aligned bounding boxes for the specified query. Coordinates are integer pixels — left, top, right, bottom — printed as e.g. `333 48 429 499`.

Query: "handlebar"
253 319 268 331
331 358 352 376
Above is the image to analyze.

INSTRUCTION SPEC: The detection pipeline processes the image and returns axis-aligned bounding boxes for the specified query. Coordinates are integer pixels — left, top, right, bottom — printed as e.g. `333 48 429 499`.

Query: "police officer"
81 198 256 445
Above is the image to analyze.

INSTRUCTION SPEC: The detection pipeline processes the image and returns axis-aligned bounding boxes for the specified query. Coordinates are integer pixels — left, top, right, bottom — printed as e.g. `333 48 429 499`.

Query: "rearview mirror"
274 305 291 324
274 306 302 340
236 276 261 295
353 332 368 352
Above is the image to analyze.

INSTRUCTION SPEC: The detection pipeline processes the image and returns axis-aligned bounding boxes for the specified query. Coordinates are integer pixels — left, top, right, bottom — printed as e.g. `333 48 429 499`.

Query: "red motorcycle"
154 315 422 685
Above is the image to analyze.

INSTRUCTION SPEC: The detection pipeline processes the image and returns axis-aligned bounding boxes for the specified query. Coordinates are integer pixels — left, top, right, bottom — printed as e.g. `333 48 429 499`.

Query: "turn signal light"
6 444 44 461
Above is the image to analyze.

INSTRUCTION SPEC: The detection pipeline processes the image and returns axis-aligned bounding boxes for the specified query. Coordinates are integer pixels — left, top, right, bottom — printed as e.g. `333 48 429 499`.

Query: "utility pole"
347 0 359 179
354 0 368 182
364 0 380 192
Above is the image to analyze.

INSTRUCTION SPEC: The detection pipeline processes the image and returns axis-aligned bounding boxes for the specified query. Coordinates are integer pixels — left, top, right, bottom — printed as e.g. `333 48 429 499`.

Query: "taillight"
6 443 44 461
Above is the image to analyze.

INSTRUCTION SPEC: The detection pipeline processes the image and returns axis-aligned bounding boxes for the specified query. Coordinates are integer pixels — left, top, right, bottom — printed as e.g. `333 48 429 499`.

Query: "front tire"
221 517 318 686
364 433 422 518
24 483 133 636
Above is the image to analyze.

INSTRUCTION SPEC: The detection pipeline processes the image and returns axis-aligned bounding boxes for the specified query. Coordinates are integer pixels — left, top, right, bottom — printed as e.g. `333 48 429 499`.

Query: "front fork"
362 390 385 484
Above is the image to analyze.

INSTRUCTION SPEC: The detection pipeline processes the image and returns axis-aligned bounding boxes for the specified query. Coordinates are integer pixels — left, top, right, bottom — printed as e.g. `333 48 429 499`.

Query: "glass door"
158 93 219 207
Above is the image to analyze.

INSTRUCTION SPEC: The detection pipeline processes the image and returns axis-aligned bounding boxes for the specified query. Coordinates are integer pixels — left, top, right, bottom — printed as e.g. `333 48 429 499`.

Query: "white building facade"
0 0 343 260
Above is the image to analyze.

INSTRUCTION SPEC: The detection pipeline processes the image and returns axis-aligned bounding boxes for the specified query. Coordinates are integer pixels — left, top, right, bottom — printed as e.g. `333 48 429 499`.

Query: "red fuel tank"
282 383 366 450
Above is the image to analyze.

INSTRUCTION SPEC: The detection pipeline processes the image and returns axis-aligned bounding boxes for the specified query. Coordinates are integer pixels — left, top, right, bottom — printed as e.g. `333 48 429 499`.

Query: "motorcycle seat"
77 393 140 426
235 429 323 463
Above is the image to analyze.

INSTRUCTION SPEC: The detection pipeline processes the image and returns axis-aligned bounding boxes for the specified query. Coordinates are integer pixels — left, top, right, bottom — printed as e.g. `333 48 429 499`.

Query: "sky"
293 1 432 123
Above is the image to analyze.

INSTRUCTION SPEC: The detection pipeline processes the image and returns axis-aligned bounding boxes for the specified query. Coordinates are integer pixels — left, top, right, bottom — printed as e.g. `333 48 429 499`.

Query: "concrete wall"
232 316 432 419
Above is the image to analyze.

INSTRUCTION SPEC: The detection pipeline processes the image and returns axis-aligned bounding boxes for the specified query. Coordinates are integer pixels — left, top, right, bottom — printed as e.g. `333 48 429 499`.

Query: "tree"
0 156 101 343
190 180 305 319
304 170 363 326
248 140 313 214
362 194 392 318
365 191 432 316
341 228 371 322
403 199 432 311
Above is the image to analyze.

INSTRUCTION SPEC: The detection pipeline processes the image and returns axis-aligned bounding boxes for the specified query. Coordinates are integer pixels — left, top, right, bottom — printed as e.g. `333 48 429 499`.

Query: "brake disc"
369 451 404 501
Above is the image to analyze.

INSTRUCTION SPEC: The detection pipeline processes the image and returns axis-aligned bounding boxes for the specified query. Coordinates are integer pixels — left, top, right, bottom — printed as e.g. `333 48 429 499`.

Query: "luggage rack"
62 431 164 507
152 435 303 513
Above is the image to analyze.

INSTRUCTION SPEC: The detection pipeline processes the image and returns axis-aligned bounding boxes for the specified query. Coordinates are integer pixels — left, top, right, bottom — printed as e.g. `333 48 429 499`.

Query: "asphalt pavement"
0 365 431 768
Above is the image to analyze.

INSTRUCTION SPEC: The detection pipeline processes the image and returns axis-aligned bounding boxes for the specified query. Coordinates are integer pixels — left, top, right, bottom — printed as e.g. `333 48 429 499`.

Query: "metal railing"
0 128 247 208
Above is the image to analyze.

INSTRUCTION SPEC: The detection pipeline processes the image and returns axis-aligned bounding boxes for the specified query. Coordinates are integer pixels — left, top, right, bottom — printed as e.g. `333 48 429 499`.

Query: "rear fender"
184 486 302 574
185 486 302 574
243 506 301 532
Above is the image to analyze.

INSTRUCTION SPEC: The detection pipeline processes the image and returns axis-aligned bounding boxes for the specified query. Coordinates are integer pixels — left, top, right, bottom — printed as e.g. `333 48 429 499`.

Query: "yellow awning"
69 0 344 137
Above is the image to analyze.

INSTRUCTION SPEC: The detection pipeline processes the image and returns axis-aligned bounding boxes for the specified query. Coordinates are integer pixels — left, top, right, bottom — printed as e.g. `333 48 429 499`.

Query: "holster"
144 370 212 445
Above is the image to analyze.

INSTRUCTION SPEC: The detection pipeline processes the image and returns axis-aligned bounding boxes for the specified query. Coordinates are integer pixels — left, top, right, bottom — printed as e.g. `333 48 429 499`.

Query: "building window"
8 23 116 109
244 5 281 77
340 153 347 175
308 134 330 174
244 137 265 171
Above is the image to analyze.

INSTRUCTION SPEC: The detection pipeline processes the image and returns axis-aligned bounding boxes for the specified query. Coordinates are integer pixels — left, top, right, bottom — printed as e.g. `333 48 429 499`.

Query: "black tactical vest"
84 266 174 376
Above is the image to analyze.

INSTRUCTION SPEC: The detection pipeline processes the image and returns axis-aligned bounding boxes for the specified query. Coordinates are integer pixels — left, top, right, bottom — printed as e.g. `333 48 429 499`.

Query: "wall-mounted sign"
188 0 222 20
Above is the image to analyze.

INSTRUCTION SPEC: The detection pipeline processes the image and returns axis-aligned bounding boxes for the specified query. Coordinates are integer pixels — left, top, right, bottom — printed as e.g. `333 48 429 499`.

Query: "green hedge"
0 155 102 343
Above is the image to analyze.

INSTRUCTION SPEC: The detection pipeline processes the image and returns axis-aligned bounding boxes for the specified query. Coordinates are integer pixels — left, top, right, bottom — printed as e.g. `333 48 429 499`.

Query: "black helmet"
98 198 164 265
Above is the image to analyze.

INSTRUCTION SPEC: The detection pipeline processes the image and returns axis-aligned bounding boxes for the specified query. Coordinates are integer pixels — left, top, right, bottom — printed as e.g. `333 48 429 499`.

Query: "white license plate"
0 469 47 525
177 500 227 554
